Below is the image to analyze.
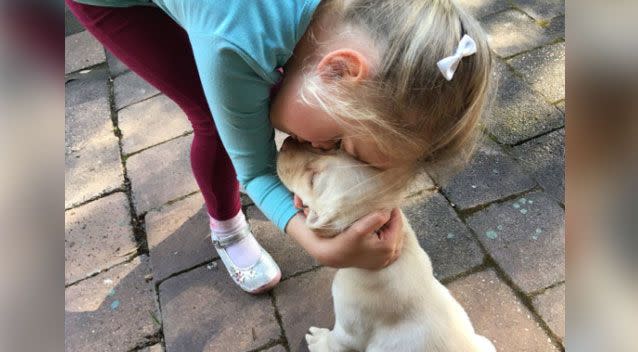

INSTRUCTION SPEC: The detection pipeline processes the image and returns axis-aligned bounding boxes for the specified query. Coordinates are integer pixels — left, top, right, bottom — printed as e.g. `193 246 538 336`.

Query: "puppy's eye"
309 172 317 188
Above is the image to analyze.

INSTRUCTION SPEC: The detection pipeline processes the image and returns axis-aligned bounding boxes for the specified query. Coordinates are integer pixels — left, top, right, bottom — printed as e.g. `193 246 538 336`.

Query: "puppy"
277 138 496 352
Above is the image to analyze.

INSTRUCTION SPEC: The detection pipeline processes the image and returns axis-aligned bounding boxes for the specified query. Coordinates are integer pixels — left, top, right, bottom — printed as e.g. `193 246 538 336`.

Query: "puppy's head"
277 137 406 236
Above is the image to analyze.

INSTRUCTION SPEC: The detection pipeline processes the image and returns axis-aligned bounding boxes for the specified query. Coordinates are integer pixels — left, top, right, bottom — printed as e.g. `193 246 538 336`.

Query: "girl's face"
270 76 392 169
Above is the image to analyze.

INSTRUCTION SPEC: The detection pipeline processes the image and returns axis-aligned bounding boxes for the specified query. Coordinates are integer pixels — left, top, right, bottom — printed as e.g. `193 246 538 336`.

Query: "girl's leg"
65 0 241 220
66 2 281 291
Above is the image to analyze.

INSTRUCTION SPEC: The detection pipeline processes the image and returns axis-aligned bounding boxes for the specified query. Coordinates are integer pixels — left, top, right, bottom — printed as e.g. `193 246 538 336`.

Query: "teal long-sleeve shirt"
73 0 322 231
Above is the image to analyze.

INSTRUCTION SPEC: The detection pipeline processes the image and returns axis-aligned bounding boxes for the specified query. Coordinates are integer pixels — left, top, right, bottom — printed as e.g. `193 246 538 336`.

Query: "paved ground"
65 1 565 351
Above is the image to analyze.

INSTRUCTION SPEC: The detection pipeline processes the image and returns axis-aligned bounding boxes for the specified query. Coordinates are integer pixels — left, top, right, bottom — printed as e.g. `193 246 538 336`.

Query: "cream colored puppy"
277 139 496 352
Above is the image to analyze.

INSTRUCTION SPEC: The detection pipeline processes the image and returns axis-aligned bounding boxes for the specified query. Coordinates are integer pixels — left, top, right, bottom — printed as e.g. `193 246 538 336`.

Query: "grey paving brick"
508 42 565 102
481 9 554 57
65 70 123 208
431 137 535 210
159 263 280 352
545 15 564 40
512 0 565 20
466 192 565 293
247 206 319 279
447 269 559 351
455 0 511 19
119 94 192 154
65 256 160 352
555 100 565 113
127 135 198 214
402 192 484 281
142 344 163 352
114 71 160 110
105 50 130 77
533 283 565 341
261 345 286 352
65 193 137 284
274 268 336 352
146 193 216 282
513 129 564 203
65 30 106 74
487 61 564 144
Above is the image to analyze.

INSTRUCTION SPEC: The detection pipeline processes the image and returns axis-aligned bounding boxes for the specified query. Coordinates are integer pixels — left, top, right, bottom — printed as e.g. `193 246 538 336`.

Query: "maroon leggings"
66 0 241 220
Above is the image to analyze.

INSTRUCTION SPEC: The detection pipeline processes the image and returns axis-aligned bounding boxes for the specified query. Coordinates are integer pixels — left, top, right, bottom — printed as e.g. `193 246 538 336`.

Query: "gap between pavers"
65 30 106 74
512 129 565 204
403 192 485 281
447 269 560 351
159 262 280 352
65 192 138 285
65 68 124 209
65 255 160 352
466 191 565 294
430 136 536 210
119 94 192 155
485 60 564 145
274 267 336 352
507 41 565 103
532 282 565 342
145 192 217 283
126 134 199 215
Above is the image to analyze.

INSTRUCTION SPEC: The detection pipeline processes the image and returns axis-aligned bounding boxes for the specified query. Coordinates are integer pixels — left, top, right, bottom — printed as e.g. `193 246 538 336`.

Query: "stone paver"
447 269 559 351
262 345 286 352
247 206 319 279
533 283 565 341
65 192 137 284
512 0 565 20
114 71 160 110
127 135 198 214
508 42 565 102
65 70 123 208
142 344 164 352
159 263 280 352
65 30 106 74
546 15 564 40
466 192 565 293
513 129 565 203
106 50 129 77
487 61 564 144
65 256 160 352
119 94 192 155
555 100 565 113
146 193 216 282
432 137 535 210
403 192 484 281
275 268 336 352
481 9 554 57
455 0 511 19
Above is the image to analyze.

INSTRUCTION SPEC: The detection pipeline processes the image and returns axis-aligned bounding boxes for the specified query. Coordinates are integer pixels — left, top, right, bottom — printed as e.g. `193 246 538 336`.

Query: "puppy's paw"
305 326 331 352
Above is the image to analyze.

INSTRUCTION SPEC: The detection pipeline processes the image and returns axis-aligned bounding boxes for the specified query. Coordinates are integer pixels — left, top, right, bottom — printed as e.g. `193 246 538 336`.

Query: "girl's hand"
285 208 404 270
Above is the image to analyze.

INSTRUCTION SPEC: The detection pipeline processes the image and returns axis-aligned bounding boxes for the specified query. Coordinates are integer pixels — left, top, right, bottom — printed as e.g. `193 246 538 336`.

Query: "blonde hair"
300 0 494 180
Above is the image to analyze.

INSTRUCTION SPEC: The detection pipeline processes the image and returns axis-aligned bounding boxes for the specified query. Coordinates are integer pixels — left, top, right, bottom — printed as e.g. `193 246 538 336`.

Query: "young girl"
66 0 492 294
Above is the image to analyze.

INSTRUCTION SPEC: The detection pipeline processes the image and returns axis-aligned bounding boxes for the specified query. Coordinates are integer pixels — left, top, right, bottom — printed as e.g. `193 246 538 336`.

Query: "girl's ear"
316 49 369 82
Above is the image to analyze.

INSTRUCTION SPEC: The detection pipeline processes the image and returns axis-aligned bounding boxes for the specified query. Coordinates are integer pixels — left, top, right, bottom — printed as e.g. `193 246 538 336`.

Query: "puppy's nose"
281 136 298 151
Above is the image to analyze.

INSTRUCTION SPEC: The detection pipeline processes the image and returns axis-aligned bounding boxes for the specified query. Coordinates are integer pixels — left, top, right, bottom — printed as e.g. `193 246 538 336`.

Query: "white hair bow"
437 34 477 81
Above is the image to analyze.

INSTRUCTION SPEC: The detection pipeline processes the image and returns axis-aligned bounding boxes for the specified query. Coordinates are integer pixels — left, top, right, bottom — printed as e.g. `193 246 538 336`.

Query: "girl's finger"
345 210 391 239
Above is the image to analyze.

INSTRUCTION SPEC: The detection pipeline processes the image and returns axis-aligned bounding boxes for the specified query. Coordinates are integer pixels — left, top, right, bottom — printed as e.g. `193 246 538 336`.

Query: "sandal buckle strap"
211 226 251 248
